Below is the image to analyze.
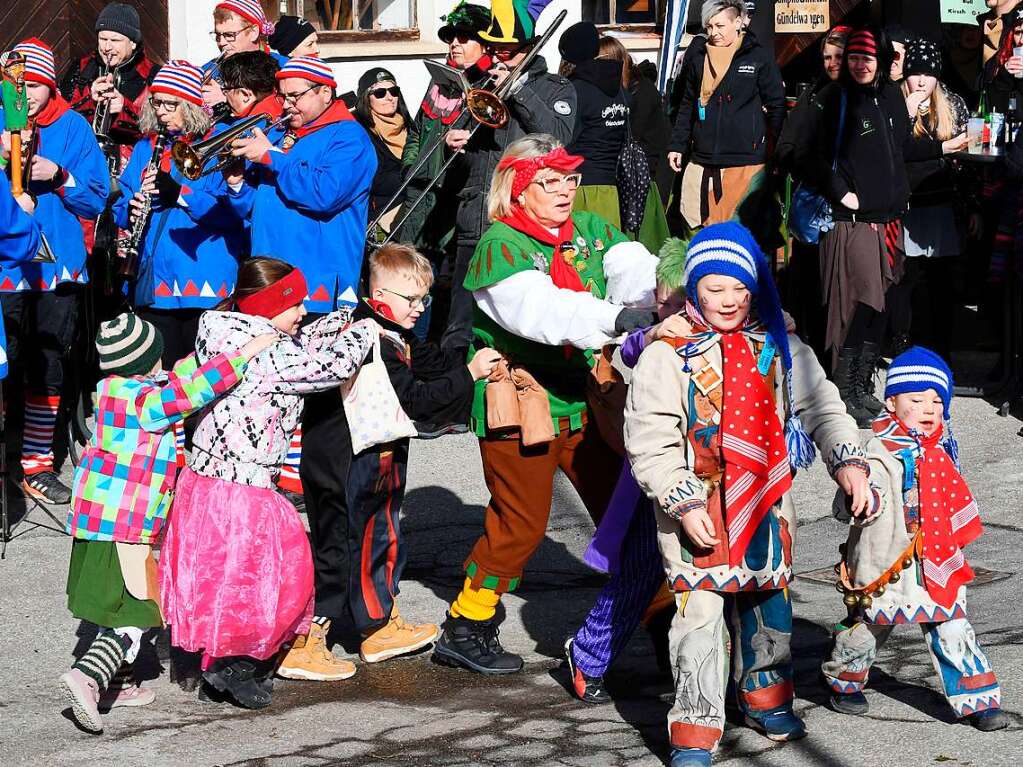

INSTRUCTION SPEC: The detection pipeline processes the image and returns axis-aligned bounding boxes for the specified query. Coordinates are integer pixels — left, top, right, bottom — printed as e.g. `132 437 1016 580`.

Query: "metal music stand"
0 378 67 559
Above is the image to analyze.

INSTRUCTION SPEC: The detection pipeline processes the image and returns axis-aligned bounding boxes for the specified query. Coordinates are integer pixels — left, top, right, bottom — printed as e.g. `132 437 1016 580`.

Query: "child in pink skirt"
159 257 377 709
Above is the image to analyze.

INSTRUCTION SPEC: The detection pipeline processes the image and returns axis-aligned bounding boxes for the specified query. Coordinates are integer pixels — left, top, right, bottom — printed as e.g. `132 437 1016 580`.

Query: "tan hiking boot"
360 610 440 663
277 621 357 681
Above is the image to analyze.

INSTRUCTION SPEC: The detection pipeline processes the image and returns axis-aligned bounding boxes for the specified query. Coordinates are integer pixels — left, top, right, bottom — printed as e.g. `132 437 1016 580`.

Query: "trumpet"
92 58 122 142
170 112 290 180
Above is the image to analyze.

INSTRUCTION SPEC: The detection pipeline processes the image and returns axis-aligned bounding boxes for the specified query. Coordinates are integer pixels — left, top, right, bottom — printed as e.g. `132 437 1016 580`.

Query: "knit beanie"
903 39 941 79
884 346 953 419
268 15 316 57
683 222 816 470
558 21 599 65
95 3 142 44
358 67 397 95
11 39 57 92
96 313 164 377
845 29 878 58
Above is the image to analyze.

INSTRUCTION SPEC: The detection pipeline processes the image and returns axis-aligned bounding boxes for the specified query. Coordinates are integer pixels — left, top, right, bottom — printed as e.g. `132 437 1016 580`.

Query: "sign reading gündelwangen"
774 1 829 34
939 0 988 24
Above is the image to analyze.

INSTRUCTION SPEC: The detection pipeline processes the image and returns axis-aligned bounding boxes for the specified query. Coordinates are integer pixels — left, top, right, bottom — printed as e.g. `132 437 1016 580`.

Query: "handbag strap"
832 89 847 172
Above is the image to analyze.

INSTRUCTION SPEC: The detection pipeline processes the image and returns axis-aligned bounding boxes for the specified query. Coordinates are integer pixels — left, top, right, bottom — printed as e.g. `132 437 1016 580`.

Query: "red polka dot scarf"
874 413 983 608
720 332 793 567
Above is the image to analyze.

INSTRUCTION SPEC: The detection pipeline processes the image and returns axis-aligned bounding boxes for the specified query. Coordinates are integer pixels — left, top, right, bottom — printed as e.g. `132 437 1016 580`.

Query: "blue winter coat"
0 106 107 292
0 173 42 377
228 104 377 313
113 135 244 310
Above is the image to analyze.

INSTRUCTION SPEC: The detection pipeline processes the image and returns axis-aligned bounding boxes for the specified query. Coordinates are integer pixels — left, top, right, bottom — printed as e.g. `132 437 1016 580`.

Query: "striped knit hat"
885 346 954 419
150 60 204 106
11 38 57 91
96 313 165 377
216 0 275 36
845 29 878 58
276 56 336 88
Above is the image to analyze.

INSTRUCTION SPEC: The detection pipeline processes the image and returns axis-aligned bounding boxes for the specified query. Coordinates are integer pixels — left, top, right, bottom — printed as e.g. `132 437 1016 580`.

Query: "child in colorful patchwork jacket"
59 312 273 734
823 347 1007 731
624 222 870 767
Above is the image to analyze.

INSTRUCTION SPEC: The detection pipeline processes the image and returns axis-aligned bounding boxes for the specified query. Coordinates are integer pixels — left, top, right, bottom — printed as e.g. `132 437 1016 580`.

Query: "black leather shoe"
564 637 609 704
202 657 273 709
433 613 523 675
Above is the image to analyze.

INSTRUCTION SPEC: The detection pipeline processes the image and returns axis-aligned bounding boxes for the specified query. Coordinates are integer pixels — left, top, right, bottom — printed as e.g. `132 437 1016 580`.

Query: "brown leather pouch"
510 367 555 446
486 359 520 431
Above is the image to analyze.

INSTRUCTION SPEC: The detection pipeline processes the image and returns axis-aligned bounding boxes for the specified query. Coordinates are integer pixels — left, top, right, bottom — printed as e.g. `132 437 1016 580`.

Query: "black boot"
856 341 884 416
433 613 523 675
202 657 273 709
834 347 874 429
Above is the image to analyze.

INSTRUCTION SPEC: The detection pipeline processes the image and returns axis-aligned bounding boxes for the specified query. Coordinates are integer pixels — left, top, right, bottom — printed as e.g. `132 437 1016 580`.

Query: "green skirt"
66 539 162 629
573 182 670 256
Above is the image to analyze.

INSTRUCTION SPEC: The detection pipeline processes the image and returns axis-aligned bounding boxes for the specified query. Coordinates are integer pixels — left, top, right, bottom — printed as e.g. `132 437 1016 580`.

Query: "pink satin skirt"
159 468 313 661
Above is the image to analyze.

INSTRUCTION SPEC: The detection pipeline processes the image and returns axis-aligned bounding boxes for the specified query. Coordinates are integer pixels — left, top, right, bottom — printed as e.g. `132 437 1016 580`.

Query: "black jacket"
668 33 786 167
800 80 942 224
567 60 628 186
365 130 405 216
628 74 673 200
775 74 831 181
352 300 474 425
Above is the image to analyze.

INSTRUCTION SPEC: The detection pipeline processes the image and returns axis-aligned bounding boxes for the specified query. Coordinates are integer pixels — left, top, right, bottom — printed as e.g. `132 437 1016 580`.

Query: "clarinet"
118 130 169 278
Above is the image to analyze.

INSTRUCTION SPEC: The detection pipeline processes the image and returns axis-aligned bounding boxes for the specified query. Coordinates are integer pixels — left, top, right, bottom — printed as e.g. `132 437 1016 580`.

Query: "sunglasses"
369 86 401 99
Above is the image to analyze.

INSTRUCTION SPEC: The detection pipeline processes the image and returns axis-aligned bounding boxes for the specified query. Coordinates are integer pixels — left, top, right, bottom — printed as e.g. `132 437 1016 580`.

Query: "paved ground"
1 394 1021 766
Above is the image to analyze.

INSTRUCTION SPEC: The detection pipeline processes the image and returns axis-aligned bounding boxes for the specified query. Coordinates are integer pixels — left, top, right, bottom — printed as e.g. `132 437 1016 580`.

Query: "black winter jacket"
352 300 475 425
567 60 628 186
800 80 942 224
668 33 786 167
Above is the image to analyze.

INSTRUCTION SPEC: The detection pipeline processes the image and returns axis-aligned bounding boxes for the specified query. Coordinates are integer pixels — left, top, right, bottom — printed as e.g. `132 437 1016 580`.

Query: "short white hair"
701 0 746 27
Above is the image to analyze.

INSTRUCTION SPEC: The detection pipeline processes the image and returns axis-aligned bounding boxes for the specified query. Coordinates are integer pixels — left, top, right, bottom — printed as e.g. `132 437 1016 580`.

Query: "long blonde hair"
902 78 956 141
487 133 562 221
139 98 212 138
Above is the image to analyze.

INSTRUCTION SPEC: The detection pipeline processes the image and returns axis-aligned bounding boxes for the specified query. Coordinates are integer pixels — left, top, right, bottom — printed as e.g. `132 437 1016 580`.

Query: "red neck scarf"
873 413 982 607
34 93 71 127
243 93 285 119
366 298 397 321
498 206 586 293
719 331 792 566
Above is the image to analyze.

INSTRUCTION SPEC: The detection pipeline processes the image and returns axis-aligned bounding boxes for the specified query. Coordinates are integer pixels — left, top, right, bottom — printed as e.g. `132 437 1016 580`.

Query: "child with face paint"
624 222 868 766
823 347 1007 732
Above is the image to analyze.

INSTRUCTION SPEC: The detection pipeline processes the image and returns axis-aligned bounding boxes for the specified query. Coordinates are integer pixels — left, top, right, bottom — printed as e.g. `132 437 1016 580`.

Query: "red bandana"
874 414 982 607
366 298 397 321
720 332 792 566
497 147 583 200
498 205 586 293
237 268 308 318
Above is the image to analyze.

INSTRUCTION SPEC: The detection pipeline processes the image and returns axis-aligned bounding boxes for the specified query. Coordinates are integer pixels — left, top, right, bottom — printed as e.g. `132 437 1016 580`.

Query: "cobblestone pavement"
0 395 1021 766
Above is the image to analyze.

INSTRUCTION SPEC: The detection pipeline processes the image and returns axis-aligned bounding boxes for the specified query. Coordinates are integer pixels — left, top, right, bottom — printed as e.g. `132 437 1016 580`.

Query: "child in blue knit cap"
823 346 1006 731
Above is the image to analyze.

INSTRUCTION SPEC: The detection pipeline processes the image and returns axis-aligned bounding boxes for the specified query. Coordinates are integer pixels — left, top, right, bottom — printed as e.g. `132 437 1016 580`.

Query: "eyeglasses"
149 96 180 111
211 25 254 43
280 84 320 103
530 173 582 194
380 288 432 310
369 86 401 99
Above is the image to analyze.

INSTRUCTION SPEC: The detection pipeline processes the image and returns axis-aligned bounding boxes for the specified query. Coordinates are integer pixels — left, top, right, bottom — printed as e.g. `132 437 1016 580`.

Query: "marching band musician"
112 61 244 368
0 39 109 506
202 1 286 115
0 172 43 382
225 55 376 682
219 51 284 124
60 3 158 279
439 0 576 358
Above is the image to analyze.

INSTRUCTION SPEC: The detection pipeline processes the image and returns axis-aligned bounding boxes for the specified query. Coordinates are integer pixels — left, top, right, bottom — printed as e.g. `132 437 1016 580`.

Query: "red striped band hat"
846 29 878 58
11 38 57 91
275 56 336 88
216 0 275 36
150 60 205 106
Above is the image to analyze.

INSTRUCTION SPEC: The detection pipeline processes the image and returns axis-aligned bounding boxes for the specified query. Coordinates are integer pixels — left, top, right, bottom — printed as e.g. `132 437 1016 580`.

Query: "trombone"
170 112 290 180
366 8 568 245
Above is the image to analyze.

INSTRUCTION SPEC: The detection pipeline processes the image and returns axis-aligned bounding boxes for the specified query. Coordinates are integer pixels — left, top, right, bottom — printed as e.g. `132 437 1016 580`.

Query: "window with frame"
272 0 418 39
582 0 659 27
